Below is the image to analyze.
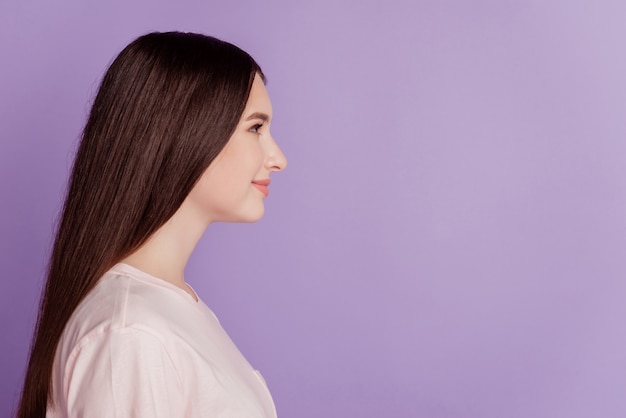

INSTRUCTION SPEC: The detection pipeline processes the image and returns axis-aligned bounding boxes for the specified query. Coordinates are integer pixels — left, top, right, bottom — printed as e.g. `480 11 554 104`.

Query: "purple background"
2 1 626 417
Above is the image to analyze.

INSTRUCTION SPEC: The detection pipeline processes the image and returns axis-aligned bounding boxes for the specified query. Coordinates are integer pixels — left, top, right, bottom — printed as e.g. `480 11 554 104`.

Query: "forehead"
242 74 272 118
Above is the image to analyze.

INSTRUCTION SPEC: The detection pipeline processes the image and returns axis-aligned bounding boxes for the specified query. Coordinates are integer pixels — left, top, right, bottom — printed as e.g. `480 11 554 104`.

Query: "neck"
121 201 210 298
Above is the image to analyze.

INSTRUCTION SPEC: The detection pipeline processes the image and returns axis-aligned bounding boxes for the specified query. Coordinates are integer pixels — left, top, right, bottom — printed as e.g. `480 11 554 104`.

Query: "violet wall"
2 1 626 417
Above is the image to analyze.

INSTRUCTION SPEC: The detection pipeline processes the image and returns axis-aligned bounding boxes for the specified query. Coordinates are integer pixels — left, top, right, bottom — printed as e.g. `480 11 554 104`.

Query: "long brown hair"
18 31 264 417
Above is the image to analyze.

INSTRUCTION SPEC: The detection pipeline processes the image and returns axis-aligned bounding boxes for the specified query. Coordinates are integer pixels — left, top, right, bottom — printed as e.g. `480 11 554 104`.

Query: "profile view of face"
186 73 287 224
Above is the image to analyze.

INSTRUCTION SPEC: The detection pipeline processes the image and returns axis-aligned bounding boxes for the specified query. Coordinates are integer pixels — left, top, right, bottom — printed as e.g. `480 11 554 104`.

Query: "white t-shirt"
47 263 277 418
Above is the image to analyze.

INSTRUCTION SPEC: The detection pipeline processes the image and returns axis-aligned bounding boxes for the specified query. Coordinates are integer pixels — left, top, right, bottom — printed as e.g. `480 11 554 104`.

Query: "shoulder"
66 266 199 337
55 267 203 376
50 266 228 416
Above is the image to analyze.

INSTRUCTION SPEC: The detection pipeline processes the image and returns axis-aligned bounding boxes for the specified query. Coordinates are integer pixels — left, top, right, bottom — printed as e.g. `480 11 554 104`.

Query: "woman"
18 31 286 417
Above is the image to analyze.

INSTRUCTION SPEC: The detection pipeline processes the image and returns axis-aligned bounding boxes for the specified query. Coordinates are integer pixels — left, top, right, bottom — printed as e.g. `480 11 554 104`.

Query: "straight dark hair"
18 31 264 417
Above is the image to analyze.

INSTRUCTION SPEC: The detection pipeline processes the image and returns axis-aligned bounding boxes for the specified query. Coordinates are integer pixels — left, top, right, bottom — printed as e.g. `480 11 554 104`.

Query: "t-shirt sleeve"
63 327 184 417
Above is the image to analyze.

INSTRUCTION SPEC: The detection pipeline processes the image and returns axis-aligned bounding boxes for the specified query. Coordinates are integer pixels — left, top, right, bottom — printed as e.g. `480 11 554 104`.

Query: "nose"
264 134 287 172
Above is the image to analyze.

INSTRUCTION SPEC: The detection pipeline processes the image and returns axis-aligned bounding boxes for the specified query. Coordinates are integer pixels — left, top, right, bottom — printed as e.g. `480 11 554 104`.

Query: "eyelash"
250 123 264 134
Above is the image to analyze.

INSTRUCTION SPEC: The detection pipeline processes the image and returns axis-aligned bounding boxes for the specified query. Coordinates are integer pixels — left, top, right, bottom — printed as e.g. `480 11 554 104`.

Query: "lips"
251 179 270 197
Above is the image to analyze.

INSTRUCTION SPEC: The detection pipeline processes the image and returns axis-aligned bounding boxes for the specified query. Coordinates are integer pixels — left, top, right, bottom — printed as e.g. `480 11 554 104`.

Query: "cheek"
228 143 265 182
246 149 265 175
186 167 220 210
238 136 264 163
187 140 265 204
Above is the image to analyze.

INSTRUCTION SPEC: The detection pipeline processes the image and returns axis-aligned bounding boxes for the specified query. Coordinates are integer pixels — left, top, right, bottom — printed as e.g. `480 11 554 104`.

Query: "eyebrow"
244 112 271 123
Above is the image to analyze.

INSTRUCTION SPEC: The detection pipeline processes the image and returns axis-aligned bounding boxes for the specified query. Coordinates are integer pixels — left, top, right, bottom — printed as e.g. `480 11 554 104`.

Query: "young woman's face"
186 73 287 224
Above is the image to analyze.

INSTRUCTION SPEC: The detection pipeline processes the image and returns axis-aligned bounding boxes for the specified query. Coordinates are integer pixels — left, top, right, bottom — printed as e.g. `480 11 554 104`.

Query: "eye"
249 123 264 134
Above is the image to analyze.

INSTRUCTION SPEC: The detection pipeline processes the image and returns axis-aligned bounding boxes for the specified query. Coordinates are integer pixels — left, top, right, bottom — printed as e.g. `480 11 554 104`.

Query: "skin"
121 74 287 298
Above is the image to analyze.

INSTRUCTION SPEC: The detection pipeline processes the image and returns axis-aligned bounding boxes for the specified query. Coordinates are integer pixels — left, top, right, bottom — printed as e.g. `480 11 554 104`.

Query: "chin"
247 207 265 222
223 206 265 223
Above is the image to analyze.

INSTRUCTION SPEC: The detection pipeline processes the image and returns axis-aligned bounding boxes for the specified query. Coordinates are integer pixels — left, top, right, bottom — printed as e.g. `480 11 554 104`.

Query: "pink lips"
251 179 270 197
